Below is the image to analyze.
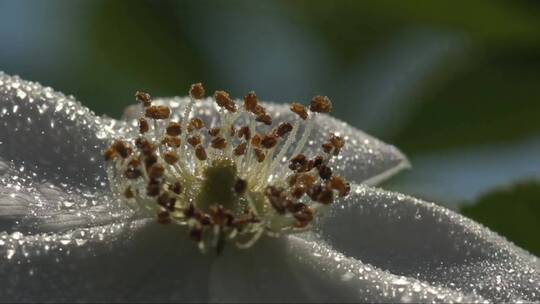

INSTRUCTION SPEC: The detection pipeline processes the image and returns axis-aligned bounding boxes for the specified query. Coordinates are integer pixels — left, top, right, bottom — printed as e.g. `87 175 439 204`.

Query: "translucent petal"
0 71 130 190
0 220 211 302
208 233 483 302
123 98 409 184
315 184 540 302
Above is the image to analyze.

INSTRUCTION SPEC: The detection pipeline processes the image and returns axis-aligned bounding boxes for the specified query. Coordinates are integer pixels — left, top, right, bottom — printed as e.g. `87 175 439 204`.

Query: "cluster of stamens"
104 83 350 253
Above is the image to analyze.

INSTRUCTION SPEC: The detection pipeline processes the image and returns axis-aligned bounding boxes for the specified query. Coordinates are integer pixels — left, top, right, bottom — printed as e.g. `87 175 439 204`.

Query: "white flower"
0 71 538 302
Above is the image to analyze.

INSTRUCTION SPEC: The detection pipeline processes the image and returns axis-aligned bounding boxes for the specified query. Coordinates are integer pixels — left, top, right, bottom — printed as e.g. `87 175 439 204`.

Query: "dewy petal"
315 184 540 302
0 72 135 232
0 220 212 302
208 233 483 303
123 97 410 184
0 71 130 189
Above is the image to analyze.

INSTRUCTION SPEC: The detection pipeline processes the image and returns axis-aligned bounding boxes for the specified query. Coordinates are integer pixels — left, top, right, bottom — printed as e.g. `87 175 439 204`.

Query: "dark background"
1 0 539 254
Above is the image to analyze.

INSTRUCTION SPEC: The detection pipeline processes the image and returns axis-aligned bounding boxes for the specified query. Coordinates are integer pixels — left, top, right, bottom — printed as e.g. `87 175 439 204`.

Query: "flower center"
103 83 350 253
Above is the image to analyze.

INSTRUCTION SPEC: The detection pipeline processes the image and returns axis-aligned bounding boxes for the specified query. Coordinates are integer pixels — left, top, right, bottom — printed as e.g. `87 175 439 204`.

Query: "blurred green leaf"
391 48 540 153
460 181 540 256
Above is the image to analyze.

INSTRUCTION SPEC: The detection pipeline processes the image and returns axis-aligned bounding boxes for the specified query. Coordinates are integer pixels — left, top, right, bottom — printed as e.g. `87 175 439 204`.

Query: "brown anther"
195 145 207 161
291 186 306 199
310 95 332 113
293 205 313 228
233 142 247 156
183 204 196 218
158 193 176 211
211 136 227 149
200 214 213 226
256 114 272 125
254 105 267 117
288 173 300 187
238 126 251 140
138 117 149 134
187 117 204 132
146 180 161 197
145 105 170 120
163 151 179 164
265 186 289 214
322 142 333 154
124 186 135 199
166 122 182 136
124 167 142 179
318 165 332 180
254 148 265 162
112 140 131 158
330 176 350 197
157 211 171 224
135 137 154 155
329 134 345 155
135 91 151 107
317 188 334 205
144 154 158 169
170 181 182 195
214 90 237 112
297 173 316 188
307 184 323 201
162 136 182 148
189 83 205 100
187 135 201 147
312 155 324 168
208 127 221 137
234 178 247 194
289 154 307 171
290 103 308 120
243 91 258 112
148 163 165 179
261 133 278 149
251 134 262 147
104 147 116 161
128 158 141 168
276 122 293 137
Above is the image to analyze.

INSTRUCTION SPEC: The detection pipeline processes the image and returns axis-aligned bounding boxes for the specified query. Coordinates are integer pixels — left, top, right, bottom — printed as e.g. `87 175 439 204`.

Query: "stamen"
105 84 350 253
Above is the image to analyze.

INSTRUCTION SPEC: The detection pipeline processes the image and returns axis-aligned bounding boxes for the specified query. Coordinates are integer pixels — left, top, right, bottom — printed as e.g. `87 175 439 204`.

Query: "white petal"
208 234 483 302
0 71 129 190
0 220 211 302
123 98 409 184
315 185 540 302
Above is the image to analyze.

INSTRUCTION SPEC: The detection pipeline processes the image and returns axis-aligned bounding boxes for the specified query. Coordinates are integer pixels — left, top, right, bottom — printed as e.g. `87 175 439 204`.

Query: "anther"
254 148 265 162
170 181 182 195
166 122 182 136
157 211 171 224
145 105 171 120
148 163 165 179
215 90 237 112
146 180 161 197
318 165 332 180
112 140 131 158
135 91 152 107
195 145 207 161
244 91 258 112
256 113 272 125
330 176 350 197
310 95 332 113
238 126 251 140
290 103 308 120
208 127 221 137
139 117 149 134
124 167 142 179
233 142 247 156
187 117 204 132
162 136 181 148
104 147 116 161
189 83 205 100
276 122 293 137
187 135 201 147
261 133 278 149
211 136 227 149
124 186 135 199
251 134 262 147
135 137 154 155
234 178 247 194
158 193 176 211
163 151 179 164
